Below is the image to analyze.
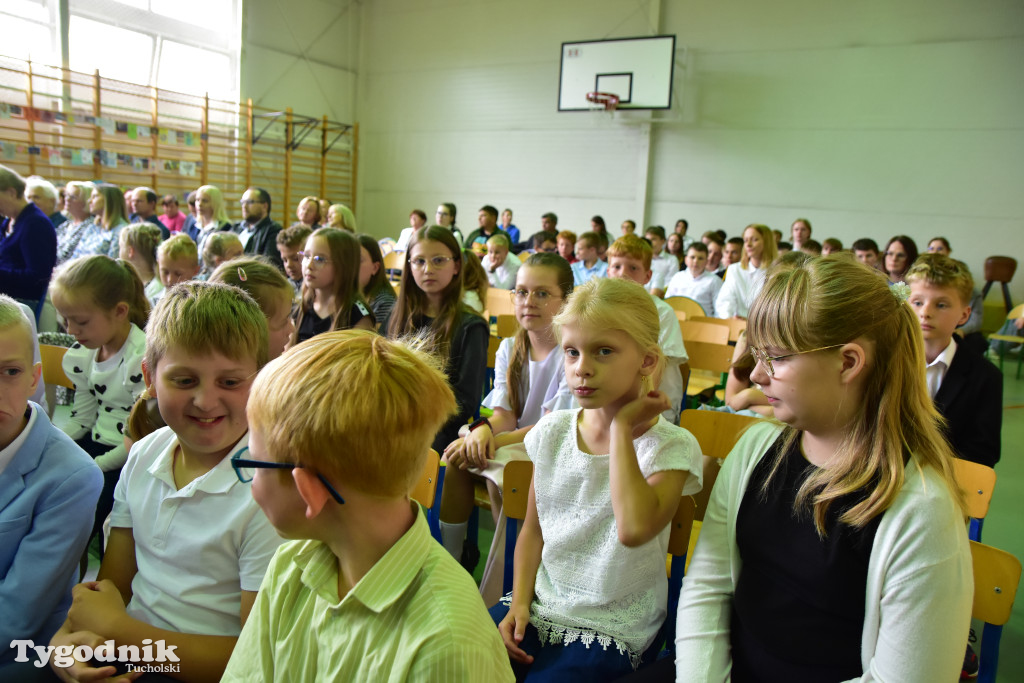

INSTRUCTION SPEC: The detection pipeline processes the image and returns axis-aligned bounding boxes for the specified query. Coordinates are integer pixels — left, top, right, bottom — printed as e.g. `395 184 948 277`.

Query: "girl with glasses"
676 257 972 682
386 225 488 561
441 253 575 577
291 227 374 345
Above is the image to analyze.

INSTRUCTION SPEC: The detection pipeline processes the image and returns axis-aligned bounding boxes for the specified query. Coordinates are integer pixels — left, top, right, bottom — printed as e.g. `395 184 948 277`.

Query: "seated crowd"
0 163 1004 681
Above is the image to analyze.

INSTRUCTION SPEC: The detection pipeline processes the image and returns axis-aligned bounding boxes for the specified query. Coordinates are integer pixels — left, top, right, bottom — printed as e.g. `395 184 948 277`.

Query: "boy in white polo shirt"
665 242 723 316
644 225 680 298
48 282 281 682
481 233 521 290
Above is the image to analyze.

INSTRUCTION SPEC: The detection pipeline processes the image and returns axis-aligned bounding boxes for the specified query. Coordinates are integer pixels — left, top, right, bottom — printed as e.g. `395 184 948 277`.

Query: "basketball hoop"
585 91 620 111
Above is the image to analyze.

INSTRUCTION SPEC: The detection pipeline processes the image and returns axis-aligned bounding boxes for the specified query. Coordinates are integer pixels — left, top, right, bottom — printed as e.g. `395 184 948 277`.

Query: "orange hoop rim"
585 91 620 111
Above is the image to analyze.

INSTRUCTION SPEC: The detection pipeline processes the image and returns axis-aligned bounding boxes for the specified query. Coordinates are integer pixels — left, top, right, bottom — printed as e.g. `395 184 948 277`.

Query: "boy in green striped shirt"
223 331 514 682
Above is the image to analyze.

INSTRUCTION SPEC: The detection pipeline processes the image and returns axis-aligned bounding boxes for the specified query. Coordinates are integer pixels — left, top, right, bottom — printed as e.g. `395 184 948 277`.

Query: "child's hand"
443 438 470 470
462 424 495 470
50 628 143 682
497 604 535 664
614 389 671 435
67 580 127 636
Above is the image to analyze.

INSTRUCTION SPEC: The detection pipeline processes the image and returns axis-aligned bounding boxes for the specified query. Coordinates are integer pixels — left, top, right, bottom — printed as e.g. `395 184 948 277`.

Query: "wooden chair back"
953 459 997 541
383 250 404 282
410 449 441 509
970 540 1022 682
502 460 534 594
680 410 760 520
661 495 697 655
495 314 519 339
684 340 734 375
486 288 515 318
40 344 75 389
665 296 707 320
690 316 747 343
680 320 730 345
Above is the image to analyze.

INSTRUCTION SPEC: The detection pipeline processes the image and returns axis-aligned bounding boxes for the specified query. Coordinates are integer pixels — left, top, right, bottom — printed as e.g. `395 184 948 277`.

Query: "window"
69 16 154 85
0 0 57 65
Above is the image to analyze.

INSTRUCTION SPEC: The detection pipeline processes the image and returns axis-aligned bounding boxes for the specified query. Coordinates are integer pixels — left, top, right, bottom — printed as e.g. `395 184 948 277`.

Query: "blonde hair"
52 255 150 329
209 256 294 321
144 281 268 374
607 234 653 270
327 204 357 232
552 277 664 385
119 222 163 273
747 256 965 534
248 330 456 496
202 231 243 267
196 185 230 225
157 233 198 264
905 254 974 305
0 294 34 359
740 224 777 270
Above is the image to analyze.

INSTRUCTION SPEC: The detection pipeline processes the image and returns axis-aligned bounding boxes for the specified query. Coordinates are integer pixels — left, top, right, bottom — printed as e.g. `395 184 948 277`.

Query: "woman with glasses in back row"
675 256 972 682
882 235 919 284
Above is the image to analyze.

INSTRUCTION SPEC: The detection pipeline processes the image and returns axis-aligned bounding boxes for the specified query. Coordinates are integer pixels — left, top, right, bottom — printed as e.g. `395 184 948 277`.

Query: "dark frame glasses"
231 446 344 504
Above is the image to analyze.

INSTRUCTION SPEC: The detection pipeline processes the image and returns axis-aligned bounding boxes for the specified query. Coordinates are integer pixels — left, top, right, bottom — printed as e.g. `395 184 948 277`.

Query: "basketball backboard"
558 35 676 111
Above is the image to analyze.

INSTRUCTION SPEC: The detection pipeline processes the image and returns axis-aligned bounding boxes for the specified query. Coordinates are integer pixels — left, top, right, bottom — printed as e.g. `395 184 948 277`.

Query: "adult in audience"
193 184 233 268
183 190 199 241
500 208 519 245
464 204 501 254
716 224 777 319
0 165 57 310
396 209 427 252
436 202 464 246
296 195 321 229
159 194 186 234
25 176 65 228
852 238 882 270
790 217 812 250
235 187 283 268
128 187 170 239
519 212 558 254
55 181 95 264
326 203 357 232
70 183 129 259
882 235 918 284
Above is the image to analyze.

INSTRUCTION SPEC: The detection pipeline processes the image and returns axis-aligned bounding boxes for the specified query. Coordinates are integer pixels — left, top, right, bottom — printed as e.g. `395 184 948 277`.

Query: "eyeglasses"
239 199 264 206
231 446 345 504
749 344 844 378
299 252 330 267
510 288 554 304
436 210 451 217
410 256 454 270
884 252 907 260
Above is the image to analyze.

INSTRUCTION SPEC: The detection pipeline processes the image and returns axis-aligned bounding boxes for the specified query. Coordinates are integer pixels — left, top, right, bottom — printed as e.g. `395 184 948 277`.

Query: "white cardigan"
675 422 973 682
714 262 765 319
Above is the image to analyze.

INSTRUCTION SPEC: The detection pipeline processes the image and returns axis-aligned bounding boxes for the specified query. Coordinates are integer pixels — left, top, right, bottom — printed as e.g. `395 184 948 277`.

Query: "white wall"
264 0 1023 299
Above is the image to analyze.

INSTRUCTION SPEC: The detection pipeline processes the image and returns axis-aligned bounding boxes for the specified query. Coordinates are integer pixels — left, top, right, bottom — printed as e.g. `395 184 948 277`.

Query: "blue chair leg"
977 622 1002 683
503 517 519 596
969 518 984 542
428 464 445 542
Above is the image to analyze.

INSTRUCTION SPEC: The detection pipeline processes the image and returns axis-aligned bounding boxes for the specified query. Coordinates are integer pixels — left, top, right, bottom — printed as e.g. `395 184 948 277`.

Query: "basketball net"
585 91 620 112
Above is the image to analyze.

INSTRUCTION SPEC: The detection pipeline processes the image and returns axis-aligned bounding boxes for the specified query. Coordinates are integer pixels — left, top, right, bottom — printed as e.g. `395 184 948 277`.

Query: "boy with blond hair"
155 233 200 300
0 296 102 671
606 235 688 423
224 330 514 681
481 233 521 290
906 254 1002 467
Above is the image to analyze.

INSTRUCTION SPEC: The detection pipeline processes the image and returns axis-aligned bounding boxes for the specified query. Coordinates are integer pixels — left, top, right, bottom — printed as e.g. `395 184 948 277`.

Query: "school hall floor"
70 359 1024 681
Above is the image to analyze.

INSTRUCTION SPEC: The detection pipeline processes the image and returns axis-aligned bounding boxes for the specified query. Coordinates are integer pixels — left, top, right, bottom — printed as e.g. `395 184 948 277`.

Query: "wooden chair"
665 296 706 321
486 288 515 319
486 334 501 391
988 302 1024 379
495 314 519 339
981 256 1017 313
410 449 441 509
679 410 760 521
691 315 746 343
969 540 1022 683
501 460 534 595
662 495 697 654
953 459 996 542
681 340 734 407
40 344 75 389
382 250 404 283
679 320 730 345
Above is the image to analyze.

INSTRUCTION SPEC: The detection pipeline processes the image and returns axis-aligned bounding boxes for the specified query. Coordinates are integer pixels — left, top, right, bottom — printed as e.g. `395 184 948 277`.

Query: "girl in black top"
292 227 373 345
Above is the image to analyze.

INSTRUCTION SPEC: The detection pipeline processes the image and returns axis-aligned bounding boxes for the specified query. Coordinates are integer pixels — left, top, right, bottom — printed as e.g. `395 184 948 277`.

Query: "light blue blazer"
0 403 103 663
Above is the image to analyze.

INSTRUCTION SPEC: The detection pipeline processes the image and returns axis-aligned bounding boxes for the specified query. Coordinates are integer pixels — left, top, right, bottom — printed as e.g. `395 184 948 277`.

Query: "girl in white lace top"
492 277 702 680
